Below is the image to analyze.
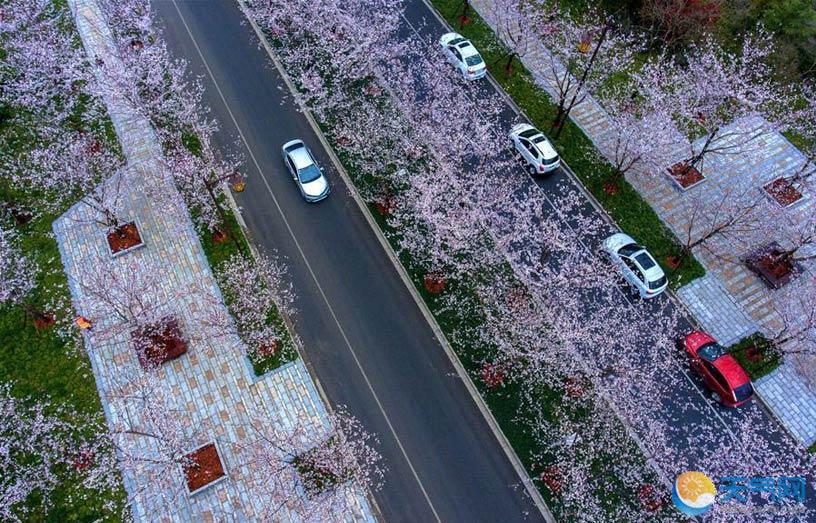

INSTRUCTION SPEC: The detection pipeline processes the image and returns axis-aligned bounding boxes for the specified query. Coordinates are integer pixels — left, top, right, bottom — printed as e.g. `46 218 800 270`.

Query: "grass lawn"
728 333 782 381
0 182 126 520
431 0 705 289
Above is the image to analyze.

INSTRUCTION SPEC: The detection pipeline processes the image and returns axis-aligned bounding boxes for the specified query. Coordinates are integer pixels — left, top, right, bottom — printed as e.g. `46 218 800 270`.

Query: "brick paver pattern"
54 0 375 520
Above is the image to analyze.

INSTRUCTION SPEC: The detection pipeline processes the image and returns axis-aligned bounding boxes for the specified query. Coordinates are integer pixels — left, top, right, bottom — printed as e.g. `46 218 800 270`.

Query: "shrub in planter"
563 377 585 398
374 195 396 217
132 316 188 369
107 221 143 255
255 338 280 360
423 272 446 295
31 311 55 330
183 443 225 494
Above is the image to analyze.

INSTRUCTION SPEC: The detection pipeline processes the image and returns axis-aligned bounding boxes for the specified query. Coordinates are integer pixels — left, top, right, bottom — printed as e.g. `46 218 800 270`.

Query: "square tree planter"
131 316 188 369
183 443 226 495
744 242 800 289
763 177 805 208
667 161 705 191
107 221 145 257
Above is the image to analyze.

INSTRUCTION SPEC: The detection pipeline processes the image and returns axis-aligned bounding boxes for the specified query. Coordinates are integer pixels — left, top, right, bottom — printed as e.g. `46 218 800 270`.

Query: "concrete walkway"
55 0 374 519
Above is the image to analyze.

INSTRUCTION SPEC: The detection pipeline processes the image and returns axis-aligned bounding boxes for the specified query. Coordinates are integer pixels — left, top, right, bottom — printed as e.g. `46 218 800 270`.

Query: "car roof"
712 354 750 387
632 250 665 281
534 137 558 160
288 145 313 170
456 41 478 57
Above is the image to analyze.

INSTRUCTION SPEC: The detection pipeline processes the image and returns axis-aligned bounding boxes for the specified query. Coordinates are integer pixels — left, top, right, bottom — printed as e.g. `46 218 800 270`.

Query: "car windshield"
648 275 667 290
449 37 466 46
542 155 560 165
298 164 321 183
698 342 726 361
465 55 483 66
634 252 656 269
734 382 754 402
518 128 538 139
618 243 640 256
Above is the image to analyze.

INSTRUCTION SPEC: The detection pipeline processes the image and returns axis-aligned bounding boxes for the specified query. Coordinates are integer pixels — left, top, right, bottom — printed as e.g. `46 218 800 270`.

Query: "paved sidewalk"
470 0 816 446
55 0 375 520
756 364 816 447
676 275 756 346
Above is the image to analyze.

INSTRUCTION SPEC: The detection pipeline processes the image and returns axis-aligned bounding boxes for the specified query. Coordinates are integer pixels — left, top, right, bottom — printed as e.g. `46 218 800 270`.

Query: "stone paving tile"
54 1 375 521
676 276 757 346
757 364 816 446
470 0 815 443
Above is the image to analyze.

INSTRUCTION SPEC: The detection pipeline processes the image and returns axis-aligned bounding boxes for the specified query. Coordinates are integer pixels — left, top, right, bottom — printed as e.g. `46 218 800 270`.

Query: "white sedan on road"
603 233 668 299
509 123 560 175
439 32 487 80
282 139 330 202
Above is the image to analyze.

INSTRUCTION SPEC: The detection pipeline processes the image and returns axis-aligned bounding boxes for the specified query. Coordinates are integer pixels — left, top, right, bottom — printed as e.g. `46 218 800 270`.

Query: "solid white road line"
168 1 442 521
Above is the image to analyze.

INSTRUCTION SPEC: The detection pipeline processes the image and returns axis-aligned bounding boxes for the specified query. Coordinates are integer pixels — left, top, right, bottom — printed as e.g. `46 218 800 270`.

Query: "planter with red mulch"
212 228 228 244
637 483 665 512
540 465 562 493
423 272 447 295
602 181 619 195
256 338 280 360
132 316 188 369
32 311 56 330
107 221 144 256
374 195 396 217
763 177 804 207
480 362 505 389
744 242 798 289
563 377 585 398
183 443 226 495
665 255 683 270
666 161 705 190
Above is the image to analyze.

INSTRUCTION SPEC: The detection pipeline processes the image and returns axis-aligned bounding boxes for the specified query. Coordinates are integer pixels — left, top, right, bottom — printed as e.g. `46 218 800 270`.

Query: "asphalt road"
393 3 816 514
153 1 545 521
154 0 814 519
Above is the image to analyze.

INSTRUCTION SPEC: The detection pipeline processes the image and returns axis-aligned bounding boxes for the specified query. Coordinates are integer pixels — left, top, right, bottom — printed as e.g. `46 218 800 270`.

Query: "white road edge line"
168 2 441 521
409 0 753 476
231 1 555 521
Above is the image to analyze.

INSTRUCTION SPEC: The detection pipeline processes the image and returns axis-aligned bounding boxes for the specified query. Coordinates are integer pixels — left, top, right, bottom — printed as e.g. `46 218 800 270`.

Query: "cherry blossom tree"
0 383 81 521
72 255 231 360
0 0 103 125
89 370 209 513
0 226 36 306
639 0 722 47
214 252 294 361
632 30 794 179
233 408 383 522
532 9 641 138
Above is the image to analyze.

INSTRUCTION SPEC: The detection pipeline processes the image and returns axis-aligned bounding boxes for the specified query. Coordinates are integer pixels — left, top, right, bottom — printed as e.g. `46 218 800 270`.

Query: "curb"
237 3 555 521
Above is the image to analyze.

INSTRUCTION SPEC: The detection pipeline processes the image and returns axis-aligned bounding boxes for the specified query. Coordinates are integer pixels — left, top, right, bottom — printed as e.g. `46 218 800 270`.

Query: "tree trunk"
553 22 611 139
205 180 246 257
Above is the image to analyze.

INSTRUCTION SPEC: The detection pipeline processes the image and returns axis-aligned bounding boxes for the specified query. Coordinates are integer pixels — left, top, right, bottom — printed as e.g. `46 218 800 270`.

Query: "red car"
682 331 754 407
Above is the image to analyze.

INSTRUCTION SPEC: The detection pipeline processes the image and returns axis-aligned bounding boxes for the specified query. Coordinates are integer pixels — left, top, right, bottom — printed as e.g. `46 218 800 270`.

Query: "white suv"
509 123 560 175
603 233 668 299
